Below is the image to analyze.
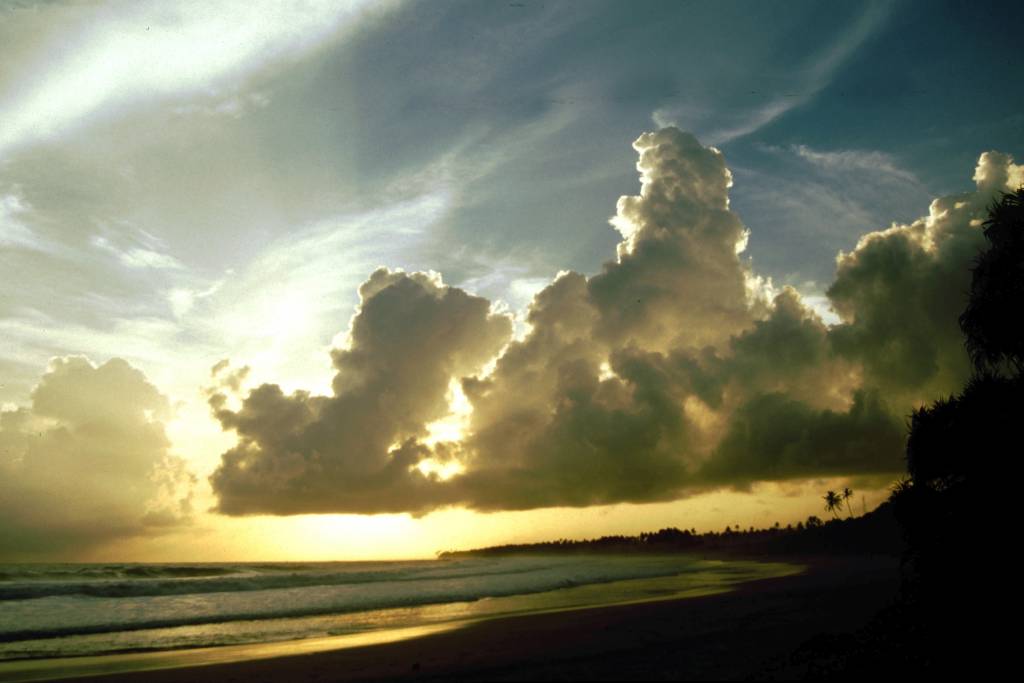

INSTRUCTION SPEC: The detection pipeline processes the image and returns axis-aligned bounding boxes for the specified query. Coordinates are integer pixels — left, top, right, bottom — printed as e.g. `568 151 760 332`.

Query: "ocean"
0 556 798 666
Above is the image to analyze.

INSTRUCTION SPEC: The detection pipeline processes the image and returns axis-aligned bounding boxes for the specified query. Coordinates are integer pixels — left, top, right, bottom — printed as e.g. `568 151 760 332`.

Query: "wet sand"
20 556 902 682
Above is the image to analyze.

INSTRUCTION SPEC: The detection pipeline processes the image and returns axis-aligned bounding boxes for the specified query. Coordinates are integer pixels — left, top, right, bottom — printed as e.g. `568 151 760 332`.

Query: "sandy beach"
13 556 901 682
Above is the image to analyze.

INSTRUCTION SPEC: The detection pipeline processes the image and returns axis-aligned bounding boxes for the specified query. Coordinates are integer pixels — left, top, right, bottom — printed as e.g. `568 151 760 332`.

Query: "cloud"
700 389 905 486
652 2 892 145
827 151 1023 404
171 91 271 119
447 129 763 510
719 287 854 407
209 269 512 514
730 143 936 289
209 127 1021 516
0 187 48 253
792 145 922 186
0 186 449 417
0 0 385 156
0 357 194 559
91 233 183 271
595 129 755 347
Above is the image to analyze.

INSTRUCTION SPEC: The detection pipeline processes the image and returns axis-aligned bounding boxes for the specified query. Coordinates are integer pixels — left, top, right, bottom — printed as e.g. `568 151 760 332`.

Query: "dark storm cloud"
699 390 905 487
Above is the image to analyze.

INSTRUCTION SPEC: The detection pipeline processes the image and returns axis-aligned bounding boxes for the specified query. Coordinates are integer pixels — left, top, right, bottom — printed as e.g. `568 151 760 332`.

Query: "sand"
12 556 902 682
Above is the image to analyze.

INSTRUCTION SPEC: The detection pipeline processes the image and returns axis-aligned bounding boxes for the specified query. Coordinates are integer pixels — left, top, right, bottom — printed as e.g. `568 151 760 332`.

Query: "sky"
1 0 1022 561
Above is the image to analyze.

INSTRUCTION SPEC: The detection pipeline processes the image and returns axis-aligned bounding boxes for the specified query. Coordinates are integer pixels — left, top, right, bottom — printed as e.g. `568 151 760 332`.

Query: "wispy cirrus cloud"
792 145 923 187
0 188 42 252
0 188 450 427
653 1 893 145
91 229 184 271
0 0 389 157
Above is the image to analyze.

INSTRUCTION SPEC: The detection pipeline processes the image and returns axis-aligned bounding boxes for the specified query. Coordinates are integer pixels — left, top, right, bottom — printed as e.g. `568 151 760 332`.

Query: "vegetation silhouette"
438 505 903 560
823 490 844 519
959 187 1024 376
878 186 1024 674
771 186 1023 676
842 486 854 518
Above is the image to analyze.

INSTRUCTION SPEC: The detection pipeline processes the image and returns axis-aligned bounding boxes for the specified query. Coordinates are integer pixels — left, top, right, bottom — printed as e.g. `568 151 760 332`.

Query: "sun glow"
414 458 466 481
422 378 473 447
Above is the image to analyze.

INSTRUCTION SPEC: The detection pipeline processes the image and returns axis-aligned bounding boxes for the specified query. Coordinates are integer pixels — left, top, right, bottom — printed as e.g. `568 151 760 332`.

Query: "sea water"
0 556 798 664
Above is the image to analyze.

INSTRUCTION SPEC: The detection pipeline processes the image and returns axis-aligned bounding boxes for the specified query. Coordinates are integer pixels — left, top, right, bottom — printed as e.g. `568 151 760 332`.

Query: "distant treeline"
438 502 904 559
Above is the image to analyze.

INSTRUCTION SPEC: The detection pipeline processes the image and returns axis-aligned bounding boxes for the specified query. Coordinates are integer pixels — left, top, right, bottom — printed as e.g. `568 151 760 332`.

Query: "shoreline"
0 556 800 681
0 555 901 682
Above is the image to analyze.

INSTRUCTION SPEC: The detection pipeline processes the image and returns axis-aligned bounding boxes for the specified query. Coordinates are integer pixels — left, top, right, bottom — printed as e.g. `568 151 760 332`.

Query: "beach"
8 556 901 682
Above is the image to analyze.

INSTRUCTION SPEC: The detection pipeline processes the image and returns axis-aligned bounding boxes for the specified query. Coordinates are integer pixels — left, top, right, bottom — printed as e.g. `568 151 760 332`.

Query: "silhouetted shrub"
887 185 1023 673
959 188 1024 376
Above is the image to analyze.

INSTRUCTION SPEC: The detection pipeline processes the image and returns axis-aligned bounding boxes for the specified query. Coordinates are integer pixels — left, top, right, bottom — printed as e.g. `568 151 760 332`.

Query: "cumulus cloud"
209 127 1022 515
209 269 512 514
827 150 1022 405
595 129 755 349
0 357 194 559
700 389 905 487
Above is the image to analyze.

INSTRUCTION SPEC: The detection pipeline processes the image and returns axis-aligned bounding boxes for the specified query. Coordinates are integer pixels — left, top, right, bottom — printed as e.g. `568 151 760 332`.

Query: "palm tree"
823 490 843 519
842 487 855 518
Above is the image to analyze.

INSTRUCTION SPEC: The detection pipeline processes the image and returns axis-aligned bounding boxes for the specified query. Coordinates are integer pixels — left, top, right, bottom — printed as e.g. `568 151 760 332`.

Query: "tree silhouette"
823 490 843 519
905 188 1024 493
958 187 1024 377
905 188 1023 493
842 487 855 518
889 185 1024 673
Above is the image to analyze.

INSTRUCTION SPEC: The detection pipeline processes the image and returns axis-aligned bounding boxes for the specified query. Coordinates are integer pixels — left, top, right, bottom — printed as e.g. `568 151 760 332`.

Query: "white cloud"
0 188 450 429
0 188 47 252
656 100 815 150
91 235 184 270
0 0 388 156
792 145 922 187
172 91 272 119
